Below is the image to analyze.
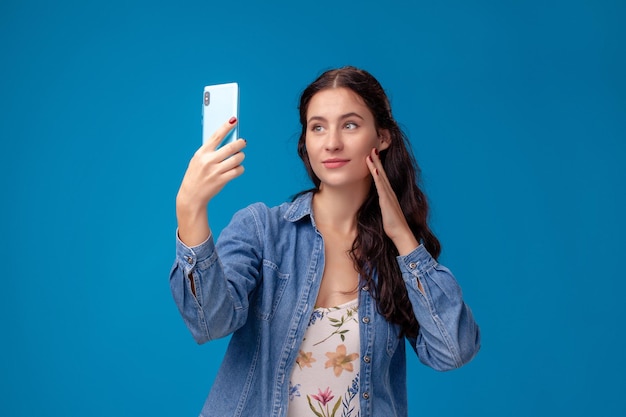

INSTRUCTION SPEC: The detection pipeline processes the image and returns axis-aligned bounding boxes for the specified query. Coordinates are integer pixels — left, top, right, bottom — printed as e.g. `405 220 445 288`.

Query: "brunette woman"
171 66 480 417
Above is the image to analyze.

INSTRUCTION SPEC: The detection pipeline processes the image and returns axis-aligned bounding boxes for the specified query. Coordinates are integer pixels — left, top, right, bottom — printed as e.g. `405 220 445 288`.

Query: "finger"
366 148 389 189
214 163 245 190
222 164 245 181
198 152 245 200
365 148 378 176
213 138 247 162
216 150 246 175
205 117 238 150
366 149 413 242
366 148 397 206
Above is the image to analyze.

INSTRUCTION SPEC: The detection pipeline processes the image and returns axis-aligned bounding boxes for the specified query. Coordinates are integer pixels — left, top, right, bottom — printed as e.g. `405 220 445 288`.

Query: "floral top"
288 298 361 417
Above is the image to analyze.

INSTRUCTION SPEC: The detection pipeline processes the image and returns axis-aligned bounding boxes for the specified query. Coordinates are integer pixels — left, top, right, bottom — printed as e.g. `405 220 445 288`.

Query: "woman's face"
305 87 389 190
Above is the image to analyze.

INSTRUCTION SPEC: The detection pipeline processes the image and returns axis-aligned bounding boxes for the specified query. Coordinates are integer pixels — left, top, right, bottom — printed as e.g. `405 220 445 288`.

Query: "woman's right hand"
176 117 246 246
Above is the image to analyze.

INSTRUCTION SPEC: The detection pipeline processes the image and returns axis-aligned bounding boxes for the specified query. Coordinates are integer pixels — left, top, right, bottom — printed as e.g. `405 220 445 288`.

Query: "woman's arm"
366 147 480 370
398 246 480 371
171 117 251 343
170 206 263 344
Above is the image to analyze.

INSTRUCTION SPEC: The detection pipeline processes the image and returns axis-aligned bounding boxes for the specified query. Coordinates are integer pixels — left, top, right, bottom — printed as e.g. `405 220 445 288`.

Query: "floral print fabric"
288 298 360 417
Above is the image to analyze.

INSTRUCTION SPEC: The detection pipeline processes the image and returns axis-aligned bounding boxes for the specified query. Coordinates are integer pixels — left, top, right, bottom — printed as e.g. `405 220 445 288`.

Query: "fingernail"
375 168 379 175
368 155 374 163
229 117 237 124
374 148 379 155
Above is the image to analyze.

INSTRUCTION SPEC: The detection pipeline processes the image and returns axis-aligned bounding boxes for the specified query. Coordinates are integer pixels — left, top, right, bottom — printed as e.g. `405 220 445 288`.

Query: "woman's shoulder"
219 192 315 246
240 191 313 223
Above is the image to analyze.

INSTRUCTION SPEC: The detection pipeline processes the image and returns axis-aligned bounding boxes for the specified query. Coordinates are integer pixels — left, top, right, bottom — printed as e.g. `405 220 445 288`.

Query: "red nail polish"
368 155 373 163
374 148 379 155
229 116 237 124
375 168 379 175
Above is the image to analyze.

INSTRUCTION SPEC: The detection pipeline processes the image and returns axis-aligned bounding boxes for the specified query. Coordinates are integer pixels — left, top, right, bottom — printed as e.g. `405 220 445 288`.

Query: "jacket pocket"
254 259 290 321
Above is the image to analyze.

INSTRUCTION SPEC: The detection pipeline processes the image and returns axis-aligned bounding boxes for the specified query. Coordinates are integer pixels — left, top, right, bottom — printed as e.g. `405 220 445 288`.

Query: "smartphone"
202 82 239 146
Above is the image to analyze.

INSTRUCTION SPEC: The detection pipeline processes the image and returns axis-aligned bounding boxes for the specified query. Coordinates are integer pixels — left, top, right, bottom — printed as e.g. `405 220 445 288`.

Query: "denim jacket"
170 192 480 417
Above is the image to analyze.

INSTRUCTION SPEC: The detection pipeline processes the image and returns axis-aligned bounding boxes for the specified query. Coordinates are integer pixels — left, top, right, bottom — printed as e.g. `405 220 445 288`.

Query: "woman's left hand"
366 148 420 256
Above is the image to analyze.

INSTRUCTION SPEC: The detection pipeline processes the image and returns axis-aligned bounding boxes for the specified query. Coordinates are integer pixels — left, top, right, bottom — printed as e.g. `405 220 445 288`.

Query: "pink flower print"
311 387 334 406
307 387 341 417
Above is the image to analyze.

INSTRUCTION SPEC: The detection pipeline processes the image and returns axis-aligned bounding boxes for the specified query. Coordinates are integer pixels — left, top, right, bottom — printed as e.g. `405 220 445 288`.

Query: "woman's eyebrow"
339 112 365 120
307 115 327 124
307 112 365 124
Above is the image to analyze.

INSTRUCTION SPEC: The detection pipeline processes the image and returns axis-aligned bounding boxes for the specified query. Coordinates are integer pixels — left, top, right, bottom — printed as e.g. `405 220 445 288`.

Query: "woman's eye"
344 122 358 129
311 125 324 132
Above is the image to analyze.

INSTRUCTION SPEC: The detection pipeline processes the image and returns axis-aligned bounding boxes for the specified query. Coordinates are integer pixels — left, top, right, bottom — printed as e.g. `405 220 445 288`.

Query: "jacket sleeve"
398 245 481 371
169 205 263 344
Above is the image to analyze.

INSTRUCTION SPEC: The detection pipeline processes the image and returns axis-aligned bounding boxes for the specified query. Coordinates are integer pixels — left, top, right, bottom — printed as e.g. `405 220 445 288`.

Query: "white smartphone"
202 82 239 146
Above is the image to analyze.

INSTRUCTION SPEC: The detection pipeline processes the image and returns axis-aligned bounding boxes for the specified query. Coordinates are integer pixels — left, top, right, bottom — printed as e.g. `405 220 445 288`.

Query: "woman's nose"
324 129 342 151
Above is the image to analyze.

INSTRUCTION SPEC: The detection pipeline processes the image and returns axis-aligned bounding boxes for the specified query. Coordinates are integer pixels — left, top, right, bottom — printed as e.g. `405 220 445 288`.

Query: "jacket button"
409 262 417 269
363 355 371 363
186 256 194 264
362 316 370 324
362 392 370 400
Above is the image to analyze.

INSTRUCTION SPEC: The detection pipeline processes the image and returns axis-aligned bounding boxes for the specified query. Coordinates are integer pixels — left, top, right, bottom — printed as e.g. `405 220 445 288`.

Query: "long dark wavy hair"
296 66 441 339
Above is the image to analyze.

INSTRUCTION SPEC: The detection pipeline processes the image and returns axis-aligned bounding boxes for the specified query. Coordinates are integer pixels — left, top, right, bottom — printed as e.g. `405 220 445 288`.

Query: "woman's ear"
378 129 391 151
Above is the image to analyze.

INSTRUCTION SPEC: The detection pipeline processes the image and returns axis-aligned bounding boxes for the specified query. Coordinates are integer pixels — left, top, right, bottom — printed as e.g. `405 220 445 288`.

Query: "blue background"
1 0 625 415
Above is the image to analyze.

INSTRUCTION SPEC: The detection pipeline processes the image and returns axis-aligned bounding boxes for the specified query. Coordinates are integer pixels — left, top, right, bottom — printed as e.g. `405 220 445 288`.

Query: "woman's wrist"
175 188 207 214
392 232 420 257
176 199 211 247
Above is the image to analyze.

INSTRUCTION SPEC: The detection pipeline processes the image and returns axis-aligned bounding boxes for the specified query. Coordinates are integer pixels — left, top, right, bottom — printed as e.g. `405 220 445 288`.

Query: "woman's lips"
322 159 350 169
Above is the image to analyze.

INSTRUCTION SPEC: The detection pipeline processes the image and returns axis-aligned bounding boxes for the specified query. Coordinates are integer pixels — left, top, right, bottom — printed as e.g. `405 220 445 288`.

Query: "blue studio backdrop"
1 0 625 416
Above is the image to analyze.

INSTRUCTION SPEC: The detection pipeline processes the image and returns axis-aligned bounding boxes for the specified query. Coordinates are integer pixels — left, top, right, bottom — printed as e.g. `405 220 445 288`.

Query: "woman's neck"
312 183 369 234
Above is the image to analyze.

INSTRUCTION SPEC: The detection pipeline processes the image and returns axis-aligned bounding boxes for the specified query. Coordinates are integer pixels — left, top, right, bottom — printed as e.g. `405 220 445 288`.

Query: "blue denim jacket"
170 192 480 417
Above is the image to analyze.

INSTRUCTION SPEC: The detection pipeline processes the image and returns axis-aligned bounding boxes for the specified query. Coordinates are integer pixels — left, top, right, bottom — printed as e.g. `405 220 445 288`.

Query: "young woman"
171 66 480 417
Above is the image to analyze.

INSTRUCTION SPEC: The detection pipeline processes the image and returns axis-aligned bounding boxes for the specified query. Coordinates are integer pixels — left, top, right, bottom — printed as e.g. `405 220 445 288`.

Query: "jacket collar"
284 191 315 223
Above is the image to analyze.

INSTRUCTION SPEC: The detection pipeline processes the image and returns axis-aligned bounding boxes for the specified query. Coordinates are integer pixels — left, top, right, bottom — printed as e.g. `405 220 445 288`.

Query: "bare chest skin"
315 227 360 308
